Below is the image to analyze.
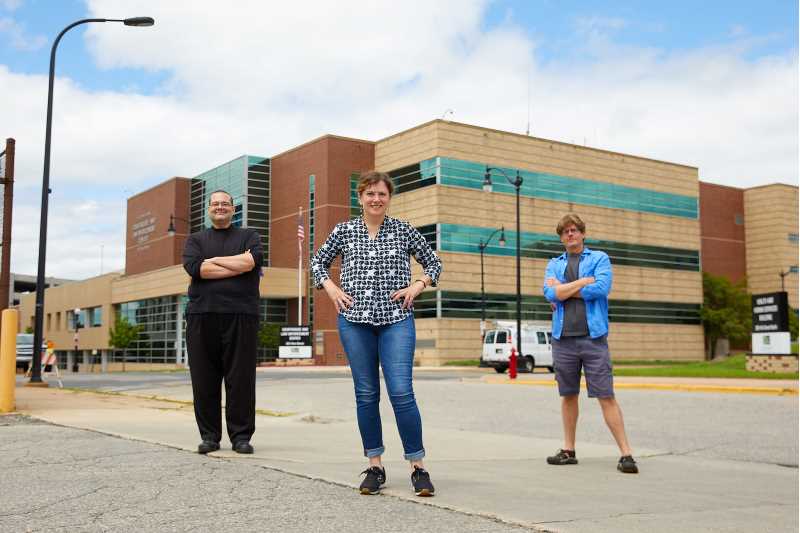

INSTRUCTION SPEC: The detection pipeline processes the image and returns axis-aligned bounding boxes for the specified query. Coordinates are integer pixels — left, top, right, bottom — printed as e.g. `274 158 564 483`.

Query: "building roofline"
744 182 799 192
127 176 191 201
377 119 700 171
699 181 744 192
272 134 375 160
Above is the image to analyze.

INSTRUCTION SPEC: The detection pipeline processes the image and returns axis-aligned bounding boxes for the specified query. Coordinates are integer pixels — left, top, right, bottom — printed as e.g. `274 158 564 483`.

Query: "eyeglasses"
210 201 232 208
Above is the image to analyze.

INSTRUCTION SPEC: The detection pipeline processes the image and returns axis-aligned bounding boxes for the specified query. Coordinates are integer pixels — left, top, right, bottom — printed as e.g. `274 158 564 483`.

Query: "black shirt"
182 226 264 316
562 253 589 337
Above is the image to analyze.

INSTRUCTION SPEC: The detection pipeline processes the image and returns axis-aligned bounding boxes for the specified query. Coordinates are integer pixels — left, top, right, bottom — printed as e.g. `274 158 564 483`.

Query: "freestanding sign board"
279 326 312 358
751 292 791 354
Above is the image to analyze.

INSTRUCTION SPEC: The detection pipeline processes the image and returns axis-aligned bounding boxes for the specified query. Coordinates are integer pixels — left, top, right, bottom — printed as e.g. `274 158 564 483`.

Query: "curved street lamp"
483 165 524 357
167 214 190 237
478 226 506 337
30 17 155 385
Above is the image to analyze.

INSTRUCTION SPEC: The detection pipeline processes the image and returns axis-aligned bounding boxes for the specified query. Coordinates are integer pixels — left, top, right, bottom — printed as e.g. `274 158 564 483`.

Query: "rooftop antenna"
441 109 454 121
526 64 531 136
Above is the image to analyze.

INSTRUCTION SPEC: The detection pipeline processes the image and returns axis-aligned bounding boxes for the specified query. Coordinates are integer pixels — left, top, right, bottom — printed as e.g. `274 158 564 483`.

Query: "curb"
479 377 799 396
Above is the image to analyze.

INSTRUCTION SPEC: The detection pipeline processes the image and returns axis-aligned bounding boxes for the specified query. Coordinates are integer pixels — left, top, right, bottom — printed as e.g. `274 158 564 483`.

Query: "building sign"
751 292 789 333
132 211 157 246
279 326 312 358
751 292 791 355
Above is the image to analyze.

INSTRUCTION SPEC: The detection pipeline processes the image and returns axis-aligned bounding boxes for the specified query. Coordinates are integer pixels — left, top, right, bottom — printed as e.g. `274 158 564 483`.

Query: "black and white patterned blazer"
311 216 443 325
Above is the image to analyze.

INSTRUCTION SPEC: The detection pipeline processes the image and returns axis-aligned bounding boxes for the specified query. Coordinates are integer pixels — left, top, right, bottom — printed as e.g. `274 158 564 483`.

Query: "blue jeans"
337 315 425 461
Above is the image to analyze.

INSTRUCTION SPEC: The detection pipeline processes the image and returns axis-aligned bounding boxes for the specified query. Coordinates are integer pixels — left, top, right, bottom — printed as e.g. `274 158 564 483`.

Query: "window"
484 331 495 344
735 214 744 225
46 313 51 331
55 312 61 331
89 307 102 327
546 332 552 344
495 331 508 343
537 332 547 345
789 233 799 243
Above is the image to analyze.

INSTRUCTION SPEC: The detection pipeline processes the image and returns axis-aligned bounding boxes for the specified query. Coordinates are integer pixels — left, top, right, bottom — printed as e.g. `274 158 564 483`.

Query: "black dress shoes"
233 441 254 454
197 441 220 454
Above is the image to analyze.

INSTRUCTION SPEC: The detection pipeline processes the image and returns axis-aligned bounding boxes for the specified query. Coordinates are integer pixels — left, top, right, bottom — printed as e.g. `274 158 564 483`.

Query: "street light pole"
478 227 506 337
484 166 524 356
779 269 790 292
30 17 154 384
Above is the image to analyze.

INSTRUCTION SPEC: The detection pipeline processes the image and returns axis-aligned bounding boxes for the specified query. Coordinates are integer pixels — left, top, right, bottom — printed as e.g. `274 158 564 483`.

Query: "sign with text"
279 326 312 359
751 292 789 333
751 291 791 355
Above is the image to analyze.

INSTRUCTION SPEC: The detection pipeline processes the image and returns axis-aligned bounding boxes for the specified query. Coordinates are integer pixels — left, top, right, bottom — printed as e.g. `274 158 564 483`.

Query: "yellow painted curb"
480 378 798 396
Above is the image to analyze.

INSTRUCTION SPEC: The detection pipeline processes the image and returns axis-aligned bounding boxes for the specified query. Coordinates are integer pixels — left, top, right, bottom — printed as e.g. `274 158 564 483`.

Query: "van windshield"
484 331 495 344
495 331 507 343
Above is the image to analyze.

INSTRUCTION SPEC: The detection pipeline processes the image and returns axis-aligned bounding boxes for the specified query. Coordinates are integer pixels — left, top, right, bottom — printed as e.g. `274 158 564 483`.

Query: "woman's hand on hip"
322 280 353 313
391 281 425 310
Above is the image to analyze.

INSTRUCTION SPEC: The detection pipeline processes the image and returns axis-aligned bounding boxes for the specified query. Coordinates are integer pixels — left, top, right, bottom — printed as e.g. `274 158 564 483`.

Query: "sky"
0 0 797 279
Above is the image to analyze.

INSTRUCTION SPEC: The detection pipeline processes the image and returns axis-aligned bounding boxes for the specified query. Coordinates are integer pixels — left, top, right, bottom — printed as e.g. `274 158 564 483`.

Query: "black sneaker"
618 455 639 474
359 466 386 495
411 466 435 497
547 449 578 465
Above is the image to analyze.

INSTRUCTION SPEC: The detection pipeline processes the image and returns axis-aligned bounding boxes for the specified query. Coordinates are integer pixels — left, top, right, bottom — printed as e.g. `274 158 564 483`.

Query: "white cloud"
0 0 796 278
0 15 46 50
1 0 22 12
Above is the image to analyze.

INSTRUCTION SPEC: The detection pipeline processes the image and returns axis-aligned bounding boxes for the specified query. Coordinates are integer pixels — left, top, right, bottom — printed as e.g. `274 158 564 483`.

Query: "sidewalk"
12 383 798 533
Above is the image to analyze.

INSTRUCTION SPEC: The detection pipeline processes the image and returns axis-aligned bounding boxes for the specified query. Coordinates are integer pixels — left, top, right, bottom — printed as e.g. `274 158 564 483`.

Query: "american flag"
297 209 305 251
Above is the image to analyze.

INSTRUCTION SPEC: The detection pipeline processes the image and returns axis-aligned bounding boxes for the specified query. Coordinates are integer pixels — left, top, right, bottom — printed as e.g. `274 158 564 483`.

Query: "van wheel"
494 366 507 374
523 357 535 373
547 366 555 373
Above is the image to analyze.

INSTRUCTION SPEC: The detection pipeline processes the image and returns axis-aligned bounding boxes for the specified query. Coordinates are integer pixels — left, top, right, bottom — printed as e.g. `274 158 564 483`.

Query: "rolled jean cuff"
364 446 385 458
404 448 425 461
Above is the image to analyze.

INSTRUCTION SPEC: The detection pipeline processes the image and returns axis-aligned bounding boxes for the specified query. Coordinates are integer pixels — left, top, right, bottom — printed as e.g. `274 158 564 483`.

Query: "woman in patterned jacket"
311 171 443 497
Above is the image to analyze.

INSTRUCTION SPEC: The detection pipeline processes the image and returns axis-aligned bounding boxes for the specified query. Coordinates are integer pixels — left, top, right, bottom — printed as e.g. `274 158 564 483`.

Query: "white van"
480 321 554 374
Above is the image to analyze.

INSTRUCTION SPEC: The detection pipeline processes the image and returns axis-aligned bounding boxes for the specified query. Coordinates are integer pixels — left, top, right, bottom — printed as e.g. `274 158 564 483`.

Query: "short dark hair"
356 171 395 196
556 213 586 235
208 189 233 205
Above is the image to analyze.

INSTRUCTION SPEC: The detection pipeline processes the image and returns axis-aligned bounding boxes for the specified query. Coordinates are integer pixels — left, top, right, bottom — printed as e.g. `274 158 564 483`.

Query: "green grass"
612 359 694 366
443 359 481 366
613 354 798 380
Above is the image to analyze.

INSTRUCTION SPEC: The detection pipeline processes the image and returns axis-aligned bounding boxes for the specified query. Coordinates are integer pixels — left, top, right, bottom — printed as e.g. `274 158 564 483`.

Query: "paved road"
41 369 799 466
0 414 532 533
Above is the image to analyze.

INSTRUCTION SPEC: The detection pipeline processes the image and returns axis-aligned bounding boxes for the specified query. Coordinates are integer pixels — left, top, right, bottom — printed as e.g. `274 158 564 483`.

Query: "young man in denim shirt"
543 214 638 474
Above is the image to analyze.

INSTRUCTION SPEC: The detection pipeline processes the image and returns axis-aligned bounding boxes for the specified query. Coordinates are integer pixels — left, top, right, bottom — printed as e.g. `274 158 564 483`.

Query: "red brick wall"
699 182 746 283
125 178 191 276
270 136 374 364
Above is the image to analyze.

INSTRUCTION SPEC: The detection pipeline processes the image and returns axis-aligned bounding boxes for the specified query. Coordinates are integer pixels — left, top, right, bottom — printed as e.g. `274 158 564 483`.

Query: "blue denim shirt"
543 247 612 340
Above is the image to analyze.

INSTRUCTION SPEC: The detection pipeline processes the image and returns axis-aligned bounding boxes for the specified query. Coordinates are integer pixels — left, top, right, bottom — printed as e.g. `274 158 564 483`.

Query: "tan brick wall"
413 317 704 365
376 120 699 197
744 184 799 308
746 355 799 373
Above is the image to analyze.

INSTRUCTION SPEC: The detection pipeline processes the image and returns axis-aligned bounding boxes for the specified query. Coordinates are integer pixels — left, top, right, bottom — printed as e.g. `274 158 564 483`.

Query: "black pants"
186 313 258 444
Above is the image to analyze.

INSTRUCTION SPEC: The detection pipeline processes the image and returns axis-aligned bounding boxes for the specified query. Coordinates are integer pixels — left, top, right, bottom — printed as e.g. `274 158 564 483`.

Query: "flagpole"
298 206 303 326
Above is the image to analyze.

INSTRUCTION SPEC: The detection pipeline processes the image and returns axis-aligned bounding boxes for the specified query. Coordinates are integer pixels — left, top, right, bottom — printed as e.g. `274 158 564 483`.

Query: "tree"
700 272 751 359
108 316 142 371
258 322 281 354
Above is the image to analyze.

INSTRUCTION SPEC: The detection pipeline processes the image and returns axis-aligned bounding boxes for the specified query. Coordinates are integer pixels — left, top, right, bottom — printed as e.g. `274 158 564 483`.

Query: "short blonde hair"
356 171 395 196
556 214 586 235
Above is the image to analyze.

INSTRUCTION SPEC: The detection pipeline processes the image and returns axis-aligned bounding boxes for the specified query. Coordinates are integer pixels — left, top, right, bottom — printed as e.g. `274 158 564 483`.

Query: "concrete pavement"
9 372 799 533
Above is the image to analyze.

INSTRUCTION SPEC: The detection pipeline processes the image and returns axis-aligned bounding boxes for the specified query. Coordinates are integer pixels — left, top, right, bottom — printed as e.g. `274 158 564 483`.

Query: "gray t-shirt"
562 253 589 337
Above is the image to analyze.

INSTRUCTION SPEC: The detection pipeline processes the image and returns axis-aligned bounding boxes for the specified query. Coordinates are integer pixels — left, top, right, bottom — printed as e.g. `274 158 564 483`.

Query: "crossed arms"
200 251 256 279
542 253 612 303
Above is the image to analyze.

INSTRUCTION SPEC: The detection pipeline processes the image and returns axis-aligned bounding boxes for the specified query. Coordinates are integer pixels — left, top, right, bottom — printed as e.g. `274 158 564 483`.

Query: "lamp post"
779 269 791 292
30 16 155 385
483 165 524 357
167 214 190 237
478 227 506 337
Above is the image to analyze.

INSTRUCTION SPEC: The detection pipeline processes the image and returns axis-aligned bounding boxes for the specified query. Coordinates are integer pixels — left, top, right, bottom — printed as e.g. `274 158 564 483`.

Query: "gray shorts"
551 335 614 398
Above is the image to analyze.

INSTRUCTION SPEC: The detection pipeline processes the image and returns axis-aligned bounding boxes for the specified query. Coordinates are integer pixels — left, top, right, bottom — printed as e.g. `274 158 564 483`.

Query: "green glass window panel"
350 173 360 218
438 223 699 271
416 224 437 249
431 290 700 325
390 156 698 219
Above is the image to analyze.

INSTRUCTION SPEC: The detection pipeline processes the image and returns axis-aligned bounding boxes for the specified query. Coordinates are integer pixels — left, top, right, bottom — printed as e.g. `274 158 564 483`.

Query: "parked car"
480 321 554 373
16 333 46 372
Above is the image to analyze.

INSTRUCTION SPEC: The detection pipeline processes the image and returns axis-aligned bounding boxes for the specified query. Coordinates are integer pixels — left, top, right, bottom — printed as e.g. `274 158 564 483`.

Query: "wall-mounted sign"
132 211 157 245
751 292 791 355
279 326 312 359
